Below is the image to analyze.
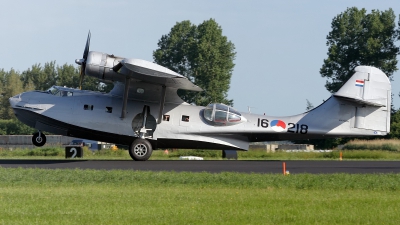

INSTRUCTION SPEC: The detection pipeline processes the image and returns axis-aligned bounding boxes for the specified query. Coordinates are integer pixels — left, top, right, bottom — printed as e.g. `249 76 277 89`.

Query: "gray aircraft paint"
9 65 391 150
8 34 391 160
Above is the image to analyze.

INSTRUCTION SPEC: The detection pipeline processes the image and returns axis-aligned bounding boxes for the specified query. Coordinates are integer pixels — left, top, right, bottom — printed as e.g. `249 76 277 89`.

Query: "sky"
1 0 399 116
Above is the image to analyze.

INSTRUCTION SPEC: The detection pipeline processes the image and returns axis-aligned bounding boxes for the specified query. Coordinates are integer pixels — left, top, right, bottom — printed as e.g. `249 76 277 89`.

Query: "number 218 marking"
287 123 308 134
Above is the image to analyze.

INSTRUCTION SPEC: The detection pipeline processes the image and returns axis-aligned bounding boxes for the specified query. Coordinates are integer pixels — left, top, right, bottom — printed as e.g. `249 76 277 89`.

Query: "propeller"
75 31 91 89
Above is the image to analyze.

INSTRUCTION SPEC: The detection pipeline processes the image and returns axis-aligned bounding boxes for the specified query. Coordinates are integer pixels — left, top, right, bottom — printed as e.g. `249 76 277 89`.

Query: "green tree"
389 108 400 139
0 119 35 135
153 19 236 106
55 63 105 91
55 63 80 88
21 62 109 92
0 69 26 119
306 99 314 111
21 62 57 91
321 7 400 93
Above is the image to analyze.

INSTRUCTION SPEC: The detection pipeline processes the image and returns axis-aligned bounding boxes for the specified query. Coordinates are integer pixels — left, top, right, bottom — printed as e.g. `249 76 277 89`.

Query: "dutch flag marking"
355 79 364 87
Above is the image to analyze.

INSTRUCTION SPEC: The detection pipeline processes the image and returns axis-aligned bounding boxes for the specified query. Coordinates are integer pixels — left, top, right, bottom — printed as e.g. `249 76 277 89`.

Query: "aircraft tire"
32 132 46 147
129 139 153 161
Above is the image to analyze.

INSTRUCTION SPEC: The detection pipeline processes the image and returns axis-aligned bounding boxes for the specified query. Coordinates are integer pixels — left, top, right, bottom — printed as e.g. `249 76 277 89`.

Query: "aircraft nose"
9 93 22 108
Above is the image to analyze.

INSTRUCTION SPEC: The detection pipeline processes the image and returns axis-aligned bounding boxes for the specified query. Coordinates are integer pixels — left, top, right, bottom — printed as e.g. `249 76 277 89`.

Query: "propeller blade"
83 31 91 60
78 31 91 90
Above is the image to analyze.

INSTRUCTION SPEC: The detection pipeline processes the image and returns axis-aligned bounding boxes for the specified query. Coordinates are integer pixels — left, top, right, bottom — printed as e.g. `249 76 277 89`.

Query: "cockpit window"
47 86 73 97
47 86 60 95
228 114 241 122
228 108 241 116
203 103 245 126
216 104 229 112
61 91 73 97
215 111 228 123
204 108 212 121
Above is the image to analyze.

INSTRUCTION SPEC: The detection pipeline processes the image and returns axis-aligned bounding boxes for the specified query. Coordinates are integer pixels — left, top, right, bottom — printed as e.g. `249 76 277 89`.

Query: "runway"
1 160 400 173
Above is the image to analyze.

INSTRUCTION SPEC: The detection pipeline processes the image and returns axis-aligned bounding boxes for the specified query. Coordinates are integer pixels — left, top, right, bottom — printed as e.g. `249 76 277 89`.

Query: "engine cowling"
85 51 126 83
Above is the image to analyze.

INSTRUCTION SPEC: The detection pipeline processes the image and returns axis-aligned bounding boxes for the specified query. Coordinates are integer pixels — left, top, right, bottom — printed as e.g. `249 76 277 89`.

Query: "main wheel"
32 132 46 147
129 139 153 161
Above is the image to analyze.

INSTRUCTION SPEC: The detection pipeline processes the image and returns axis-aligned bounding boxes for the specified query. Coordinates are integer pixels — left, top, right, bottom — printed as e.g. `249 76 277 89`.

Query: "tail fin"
333 66 391 133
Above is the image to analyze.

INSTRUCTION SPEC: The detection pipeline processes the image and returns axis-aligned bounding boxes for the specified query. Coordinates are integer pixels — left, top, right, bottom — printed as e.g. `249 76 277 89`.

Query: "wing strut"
157 85 166 124
139 105 151 139
121 77 130 119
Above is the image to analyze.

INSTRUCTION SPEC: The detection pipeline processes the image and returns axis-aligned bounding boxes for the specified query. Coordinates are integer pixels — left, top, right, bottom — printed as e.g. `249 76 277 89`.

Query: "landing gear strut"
32 131 46 147
129 138 153 161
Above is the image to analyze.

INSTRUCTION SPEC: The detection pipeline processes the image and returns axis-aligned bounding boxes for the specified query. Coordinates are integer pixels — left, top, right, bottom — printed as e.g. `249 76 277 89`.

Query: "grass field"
2 145 400 160
1 140 400 224
1 168 400 224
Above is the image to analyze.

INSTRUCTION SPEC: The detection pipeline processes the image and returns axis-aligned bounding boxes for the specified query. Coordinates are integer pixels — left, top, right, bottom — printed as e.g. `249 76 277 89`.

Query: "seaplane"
9 32 391 161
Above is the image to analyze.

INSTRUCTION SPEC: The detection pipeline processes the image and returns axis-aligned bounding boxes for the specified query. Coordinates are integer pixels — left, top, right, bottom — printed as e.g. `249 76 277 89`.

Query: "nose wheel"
32 132 46 147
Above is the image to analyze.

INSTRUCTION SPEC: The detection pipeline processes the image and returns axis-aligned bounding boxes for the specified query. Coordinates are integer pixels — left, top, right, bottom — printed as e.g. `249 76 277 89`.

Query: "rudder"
333 66 391 133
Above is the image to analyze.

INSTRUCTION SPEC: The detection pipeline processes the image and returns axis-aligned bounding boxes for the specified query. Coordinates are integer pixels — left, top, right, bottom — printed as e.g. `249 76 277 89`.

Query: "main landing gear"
32 131 47 147
129 138 153 161
129 105 155 161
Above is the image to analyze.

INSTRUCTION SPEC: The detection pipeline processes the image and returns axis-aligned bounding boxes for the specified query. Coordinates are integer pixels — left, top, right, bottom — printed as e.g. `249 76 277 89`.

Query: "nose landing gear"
32 131 46 147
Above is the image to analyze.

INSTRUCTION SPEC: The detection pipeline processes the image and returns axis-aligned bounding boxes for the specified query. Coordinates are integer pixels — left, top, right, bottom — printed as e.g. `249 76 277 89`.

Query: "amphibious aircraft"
9 32 391 161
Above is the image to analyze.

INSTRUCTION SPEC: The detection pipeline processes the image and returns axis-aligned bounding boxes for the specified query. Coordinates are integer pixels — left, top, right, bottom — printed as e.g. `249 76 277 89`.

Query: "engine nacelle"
85 51 126 83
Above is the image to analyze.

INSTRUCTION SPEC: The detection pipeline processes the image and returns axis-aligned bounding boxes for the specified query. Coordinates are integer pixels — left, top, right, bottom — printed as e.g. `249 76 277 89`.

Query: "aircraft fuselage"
9 84 387 152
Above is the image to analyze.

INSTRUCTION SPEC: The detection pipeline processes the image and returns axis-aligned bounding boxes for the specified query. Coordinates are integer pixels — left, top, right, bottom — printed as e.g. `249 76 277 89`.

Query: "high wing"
82 51 202 93
114 58 202 92
76 32 202 93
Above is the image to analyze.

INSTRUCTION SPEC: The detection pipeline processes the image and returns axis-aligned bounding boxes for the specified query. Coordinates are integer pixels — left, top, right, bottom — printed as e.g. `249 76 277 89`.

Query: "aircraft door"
131 105 157 138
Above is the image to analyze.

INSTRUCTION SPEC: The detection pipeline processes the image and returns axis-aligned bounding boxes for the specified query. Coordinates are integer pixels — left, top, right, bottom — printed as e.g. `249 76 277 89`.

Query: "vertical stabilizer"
333 66 391 133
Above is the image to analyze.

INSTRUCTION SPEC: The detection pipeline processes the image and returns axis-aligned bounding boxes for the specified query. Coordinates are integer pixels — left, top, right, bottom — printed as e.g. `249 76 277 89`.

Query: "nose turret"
9 93 22 108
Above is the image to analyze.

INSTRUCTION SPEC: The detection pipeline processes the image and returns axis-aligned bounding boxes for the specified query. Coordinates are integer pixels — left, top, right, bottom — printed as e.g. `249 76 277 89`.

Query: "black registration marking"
257 119 309 134
287 123 308 134
257 118 269 128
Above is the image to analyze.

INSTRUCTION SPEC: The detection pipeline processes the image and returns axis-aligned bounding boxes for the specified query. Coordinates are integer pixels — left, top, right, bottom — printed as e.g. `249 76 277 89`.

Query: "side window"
106 107 112 113
84 104 94 110
182 115 190 122
163 115 170 121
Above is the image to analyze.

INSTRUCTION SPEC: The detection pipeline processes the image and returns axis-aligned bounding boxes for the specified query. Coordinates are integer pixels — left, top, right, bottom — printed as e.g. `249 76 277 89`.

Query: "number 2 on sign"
70 148 77 158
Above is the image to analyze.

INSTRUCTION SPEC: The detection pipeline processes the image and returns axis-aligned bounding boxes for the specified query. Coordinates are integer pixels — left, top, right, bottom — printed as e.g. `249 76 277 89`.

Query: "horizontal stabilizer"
333 66 391 107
